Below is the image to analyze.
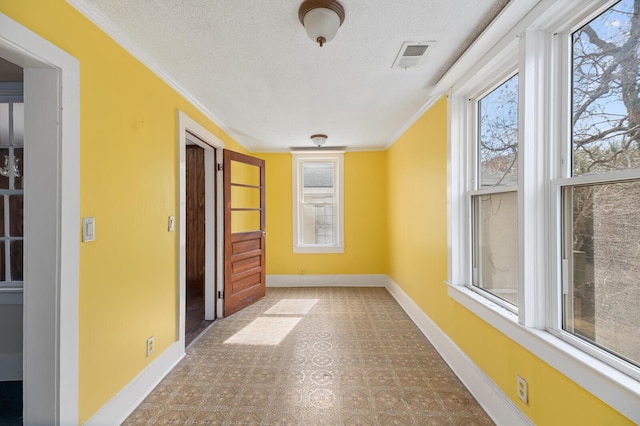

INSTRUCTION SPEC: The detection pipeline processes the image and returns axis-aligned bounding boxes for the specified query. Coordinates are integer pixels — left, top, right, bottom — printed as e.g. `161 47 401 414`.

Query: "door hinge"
218 291 224 299
217 163 223 171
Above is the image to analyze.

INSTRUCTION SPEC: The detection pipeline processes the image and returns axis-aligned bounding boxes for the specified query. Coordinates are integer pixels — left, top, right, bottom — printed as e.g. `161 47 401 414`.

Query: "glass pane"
230 161 260 186
300 162 336 246
303 163 334 188
301 202 335 245
473 192 518 305
10 240 22 281
230 185 260 209
231 210 261 233
12 103 24 147
565 181 640 367
0 104 8 146
478 74 518 188
572 0 640 175
9 195 22 237
0 148 9 189
0 242 5 282
14 147 23 190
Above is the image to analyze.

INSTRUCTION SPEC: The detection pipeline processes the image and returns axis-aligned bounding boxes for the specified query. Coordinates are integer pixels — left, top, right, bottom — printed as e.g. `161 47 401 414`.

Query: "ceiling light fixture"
310 134 328 147
298 0 345 47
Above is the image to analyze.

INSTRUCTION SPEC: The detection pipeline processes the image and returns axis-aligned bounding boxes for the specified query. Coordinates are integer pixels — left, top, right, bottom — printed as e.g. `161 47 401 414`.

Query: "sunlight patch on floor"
264 299 319 315
224 317 302 345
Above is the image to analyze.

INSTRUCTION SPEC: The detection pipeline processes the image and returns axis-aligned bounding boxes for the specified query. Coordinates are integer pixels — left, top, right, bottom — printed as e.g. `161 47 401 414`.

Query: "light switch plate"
82 217 95 242
168 215 175 232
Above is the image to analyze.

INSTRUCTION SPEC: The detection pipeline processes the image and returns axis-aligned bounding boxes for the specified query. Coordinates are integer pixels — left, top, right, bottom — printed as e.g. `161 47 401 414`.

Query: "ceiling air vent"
392 41 434 69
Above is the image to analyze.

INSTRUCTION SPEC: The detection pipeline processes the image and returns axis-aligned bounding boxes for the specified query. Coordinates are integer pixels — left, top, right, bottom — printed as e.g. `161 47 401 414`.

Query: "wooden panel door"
223 149 266 316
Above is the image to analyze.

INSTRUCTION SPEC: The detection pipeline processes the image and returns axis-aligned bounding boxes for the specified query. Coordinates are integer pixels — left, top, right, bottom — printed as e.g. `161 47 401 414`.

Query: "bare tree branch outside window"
567 0 640 367
478 74 518 188
573 0 640 175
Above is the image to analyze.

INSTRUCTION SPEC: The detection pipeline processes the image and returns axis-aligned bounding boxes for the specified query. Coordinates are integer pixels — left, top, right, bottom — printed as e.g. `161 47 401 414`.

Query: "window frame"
469 71 520 312
0 92 24 290
549 0 640 378
292 150 344 254
447 0 640 420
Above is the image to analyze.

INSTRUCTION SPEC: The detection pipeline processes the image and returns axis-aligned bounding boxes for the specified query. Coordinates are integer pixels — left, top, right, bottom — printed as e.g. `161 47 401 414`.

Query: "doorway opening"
0 55 24 426
185 139 213 345
0 13 80 424
177 112 224 349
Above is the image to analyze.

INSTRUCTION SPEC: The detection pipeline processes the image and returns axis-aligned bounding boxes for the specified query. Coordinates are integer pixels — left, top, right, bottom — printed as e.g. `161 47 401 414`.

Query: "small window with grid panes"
0 98 24 288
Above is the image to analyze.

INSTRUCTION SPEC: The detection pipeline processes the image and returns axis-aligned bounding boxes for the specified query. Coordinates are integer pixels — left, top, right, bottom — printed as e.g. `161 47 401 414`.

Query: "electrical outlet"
517 375 528 404
146 336 155 357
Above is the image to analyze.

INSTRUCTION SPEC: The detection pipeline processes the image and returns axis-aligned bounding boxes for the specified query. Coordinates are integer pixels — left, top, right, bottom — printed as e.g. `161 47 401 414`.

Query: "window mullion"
548 28 572 333
518 28 552 328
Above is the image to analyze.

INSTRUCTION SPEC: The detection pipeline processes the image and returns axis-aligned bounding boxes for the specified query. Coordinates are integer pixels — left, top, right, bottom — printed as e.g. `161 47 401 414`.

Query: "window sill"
445 281 640 423
293 246 344 254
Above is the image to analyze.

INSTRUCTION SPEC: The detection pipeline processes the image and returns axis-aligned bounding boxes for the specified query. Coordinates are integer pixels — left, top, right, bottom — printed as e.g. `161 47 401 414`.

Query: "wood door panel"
231 266 262 283
223 150 266 316
232 256 261 274
231 248 262 263
232 238 261 254
232 271 261 293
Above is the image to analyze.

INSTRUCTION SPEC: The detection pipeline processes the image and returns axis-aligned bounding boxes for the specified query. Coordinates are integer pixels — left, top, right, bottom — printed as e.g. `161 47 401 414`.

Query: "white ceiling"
72 0 509 152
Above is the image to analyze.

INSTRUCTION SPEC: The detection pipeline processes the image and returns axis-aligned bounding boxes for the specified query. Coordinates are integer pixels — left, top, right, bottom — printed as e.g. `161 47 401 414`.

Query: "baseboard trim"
84 275 530 425
384 277 533 426
84 342 185 426
266 274 387 287
0 353 22 381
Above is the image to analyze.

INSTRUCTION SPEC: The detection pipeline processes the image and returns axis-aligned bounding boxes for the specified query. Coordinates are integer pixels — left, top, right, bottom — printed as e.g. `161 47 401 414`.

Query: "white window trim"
292 150 344 254
447 0 640 422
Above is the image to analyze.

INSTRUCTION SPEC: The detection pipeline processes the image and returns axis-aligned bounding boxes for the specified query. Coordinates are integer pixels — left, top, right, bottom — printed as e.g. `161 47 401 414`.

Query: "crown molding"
66 0 250 151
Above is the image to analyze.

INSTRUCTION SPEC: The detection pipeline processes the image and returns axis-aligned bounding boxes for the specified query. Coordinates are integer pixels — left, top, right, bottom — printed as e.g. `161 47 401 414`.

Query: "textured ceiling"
72 0 509 151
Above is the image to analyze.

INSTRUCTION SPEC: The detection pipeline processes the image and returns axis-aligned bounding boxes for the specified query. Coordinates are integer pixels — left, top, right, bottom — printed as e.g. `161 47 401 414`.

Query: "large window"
561 0 640 369
472 75 519 307
449 0 640 412
292 151 344 253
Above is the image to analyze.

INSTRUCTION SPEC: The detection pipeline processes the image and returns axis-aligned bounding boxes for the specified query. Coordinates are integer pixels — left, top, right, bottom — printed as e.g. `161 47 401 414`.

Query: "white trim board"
384 277 533 426
0 12 80 425
86 273 526 424
84 341 184 426
266 274 387 288
447 282 640 423
177 110 225 343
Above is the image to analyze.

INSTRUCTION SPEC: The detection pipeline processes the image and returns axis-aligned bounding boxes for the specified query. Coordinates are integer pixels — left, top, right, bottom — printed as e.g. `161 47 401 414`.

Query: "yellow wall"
0 1 247 422
386 97 632 425
0 1 634 423
259 151 387 275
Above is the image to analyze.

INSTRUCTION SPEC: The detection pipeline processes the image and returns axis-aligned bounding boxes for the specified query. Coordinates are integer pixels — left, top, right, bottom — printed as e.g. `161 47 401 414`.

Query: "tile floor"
124 287 494 425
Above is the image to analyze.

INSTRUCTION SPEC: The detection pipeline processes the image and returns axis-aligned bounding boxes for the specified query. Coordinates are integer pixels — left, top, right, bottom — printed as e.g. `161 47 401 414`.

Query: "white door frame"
0 13 80 425
177 111 224 345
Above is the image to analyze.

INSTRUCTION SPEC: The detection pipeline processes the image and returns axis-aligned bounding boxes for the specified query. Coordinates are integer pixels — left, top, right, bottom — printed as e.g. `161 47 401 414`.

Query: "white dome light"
298 0 345 47
310 134 328 147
